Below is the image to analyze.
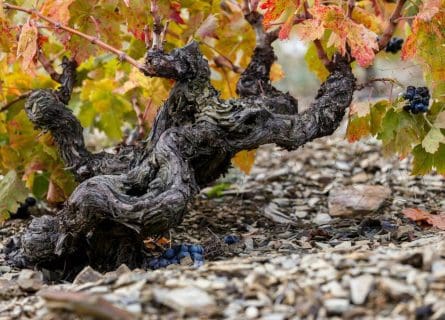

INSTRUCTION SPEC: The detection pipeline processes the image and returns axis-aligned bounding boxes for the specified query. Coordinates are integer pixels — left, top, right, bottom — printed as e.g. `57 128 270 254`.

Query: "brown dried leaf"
402 208 445 230
196 14 218 39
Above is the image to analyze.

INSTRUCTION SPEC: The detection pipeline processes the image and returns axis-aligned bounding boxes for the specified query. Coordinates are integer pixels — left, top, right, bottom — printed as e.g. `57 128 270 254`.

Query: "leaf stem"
3 2 147 73
355 77 403 91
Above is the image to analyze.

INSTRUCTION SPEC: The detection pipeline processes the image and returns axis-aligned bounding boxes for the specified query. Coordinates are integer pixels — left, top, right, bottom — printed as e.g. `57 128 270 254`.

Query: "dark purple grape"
191 253 203 261
224 235 240 245
170 257 180 264
25 197 36 206
403 86 416 100
178 251 190 259
385 37 404 53
148 258 160 270
158 258 169 268
415 86 430 98
163 248 176 259
189 244 204 254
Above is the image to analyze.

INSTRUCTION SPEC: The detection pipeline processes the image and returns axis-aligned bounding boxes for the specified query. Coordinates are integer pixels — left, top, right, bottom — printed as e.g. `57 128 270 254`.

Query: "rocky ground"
0 136 444 320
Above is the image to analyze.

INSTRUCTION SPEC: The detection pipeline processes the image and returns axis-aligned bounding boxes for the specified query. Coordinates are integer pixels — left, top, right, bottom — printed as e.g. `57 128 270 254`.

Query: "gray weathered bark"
6 13 355 276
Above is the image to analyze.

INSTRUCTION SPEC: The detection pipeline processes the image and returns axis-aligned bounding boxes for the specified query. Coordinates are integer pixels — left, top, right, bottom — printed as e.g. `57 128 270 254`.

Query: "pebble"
350 274 374 305
324 298 350 314
73 266 103 285
245 306 259 319
313 213 332 225
328 185 391 217
154 286 216 315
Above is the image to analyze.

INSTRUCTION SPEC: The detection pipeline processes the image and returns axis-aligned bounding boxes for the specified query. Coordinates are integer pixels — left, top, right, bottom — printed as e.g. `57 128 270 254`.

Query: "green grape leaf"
434 111 445 129
0 170 29 220
412 143 445 175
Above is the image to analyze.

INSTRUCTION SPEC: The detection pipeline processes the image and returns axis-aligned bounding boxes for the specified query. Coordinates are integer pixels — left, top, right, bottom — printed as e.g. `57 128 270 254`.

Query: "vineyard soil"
0 137 444 319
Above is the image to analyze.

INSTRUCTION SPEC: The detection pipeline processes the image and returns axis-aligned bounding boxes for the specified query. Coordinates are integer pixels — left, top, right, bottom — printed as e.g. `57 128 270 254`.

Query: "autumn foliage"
0 0 444 218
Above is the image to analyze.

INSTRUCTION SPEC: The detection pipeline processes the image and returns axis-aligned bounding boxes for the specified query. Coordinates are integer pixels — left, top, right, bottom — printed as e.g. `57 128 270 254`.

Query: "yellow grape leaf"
422 127 445 154
40 0 76 25
232 149 256 175
16 19 38 71
351 7 382 33
270 62 285 82
0 0 5 20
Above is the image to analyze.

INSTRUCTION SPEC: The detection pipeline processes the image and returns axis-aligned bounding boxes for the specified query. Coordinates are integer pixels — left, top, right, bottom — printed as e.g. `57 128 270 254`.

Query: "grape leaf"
0 170 29 220
412 144 445 175
346 114 370 142
294 19 324 42
260 0 295 27
417 0 440 21
434 111 445 128
196 14 218 39
422 127 445 154
0 0 5 19
231 149 256 175
270 62 284 82
310 4 378 67
0 18 17 54
278 12 295 40
16 19 38 71
40 0 76 25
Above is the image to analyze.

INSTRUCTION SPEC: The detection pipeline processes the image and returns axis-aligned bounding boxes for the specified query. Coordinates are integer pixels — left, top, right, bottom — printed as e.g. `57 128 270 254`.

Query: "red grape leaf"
40 0 76 25
260 0 296 27
310 4 378 67
417 0 440 21
278 13 294 39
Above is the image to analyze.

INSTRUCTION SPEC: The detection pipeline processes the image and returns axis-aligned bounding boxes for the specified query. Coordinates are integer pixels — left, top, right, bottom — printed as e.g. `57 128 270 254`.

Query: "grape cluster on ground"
403 86 430 114
148 244 205 270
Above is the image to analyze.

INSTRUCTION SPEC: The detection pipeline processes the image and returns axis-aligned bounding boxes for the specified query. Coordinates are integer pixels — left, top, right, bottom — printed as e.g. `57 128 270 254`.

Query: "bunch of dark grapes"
403 86 430 114
148 244 204 270
385 37 404 54
10 197 36 219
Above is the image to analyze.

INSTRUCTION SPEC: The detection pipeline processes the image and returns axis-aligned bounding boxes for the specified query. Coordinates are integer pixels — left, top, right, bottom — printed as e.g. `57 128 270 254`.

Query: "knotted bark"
6 14 356 277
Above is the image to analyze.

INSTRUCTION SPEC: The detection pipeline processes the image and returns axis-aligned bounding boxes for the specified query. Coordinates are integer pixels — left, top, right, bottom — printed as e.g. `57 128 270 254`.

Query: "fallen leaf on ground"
402 208 445 230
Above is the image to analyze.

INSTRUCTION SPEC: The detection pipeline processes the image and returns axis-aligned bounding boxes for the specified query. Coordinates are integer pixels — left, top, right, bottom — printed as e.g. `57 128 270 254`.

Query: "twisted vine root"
6 15 355 277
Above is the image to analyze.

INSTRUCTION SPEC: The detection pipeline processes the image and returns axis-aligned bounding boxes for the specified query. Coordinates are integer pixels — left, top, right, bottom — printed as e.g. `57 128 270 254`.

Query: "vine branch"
0 92 31 112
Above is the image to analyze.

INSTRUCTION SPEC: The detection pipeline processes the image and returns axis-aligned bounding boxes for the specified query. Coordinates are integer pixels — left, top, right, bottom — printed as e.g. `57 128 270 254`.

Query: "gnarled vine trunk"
5 12 356 277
